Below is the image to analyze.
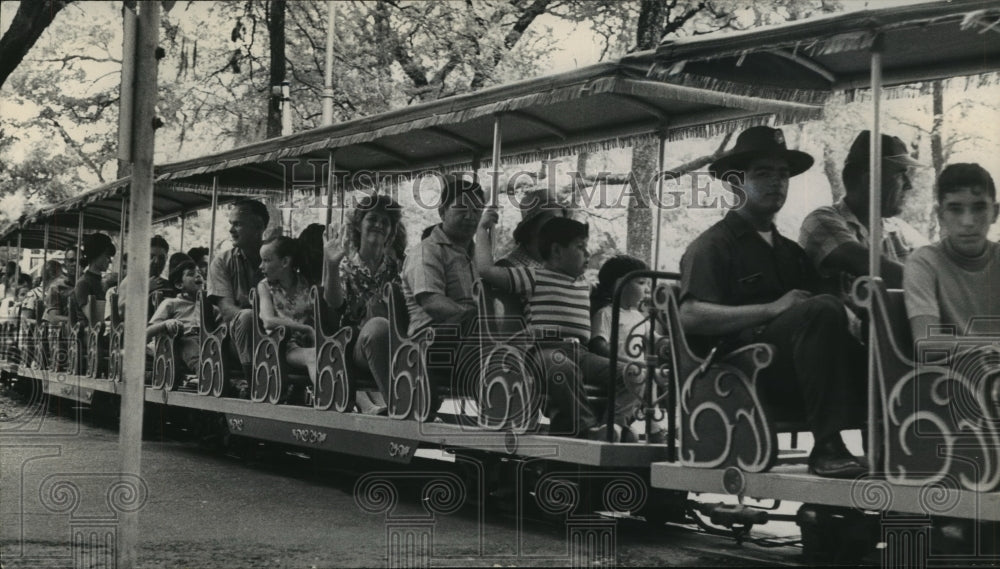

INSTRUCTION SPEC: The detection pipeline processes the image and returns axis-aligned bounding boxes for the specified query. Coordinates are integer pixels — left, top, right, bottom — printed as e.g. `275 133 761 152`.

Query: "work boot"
808 436 866 479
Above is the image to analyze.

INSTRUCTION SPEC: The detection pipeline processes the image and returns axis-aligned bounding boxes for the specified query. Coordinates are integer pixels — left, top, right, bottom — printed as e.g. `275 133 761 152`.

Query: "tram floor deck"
12 366 669 468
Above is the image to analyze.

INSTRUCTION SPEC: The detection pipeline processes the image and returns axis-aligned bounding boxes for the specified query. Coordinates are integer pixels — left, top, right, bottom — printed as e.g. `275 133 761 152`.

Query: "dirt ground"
0 382 799 568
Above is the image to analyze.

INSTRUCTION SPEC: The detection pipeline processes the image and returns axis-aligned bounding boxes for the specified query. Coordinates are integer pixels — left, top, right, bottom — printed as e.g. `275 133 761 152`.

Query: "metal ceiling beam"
506 110 568 140
425 127 486 153
608 93 669 122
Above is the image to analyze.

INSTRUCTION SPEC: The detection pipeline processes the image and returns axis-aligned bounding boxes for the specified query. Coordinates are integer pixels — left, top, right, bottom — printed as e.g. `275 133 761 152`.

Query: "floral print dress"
265 273 315 348
338 253 401 329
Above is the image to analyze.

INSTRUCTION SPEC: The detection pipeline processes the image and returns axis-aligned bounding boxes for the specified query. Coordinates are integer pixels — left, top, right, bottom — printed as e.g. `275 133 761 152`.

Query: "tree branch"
41 110 107 184
0 0 74 88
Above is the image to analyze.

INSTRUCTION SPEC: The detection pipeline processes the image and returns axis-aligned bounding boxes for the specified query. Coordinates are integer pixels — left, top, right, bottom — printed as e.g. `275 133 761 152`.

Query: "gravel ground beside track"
1 384 801 568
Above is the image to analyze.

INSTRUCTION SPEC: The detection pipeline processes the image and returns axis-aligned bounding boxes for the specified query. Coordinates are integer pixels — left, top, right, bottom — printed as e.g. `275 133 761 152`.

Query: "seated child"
904 163 1000 341
256 236 318 399
146 254 204 376
476 210 648 442
590 255 668 444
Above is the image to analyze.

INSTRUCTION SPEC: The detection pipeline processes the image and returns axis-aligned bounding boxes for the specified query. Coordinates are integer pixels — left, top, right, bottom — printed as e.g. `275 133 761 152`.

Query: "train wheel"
638 488 688 526
796 504 879 565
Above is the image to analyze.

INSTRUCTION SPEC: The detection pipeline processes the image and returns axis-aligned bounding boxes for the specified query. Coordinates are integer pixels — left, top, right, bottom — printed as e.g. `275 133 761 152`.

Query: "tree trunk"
625 0 668 266
823 141 844 202
930 80 944 177
266 0 287 140
928 79 944 240
0 0 72 88
626 140 656 265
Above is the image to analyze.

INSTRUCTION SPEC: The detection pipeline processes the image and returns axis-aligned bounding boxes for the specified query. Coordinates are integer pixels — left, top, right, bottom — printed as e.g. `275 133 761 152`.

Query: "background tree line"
1 0 997 274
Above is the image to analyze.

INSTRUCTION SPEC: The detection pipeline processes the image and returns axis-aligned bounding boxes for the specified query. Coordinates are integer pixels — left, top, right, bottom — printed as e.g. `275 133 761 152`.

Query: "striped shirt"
506 266 591 342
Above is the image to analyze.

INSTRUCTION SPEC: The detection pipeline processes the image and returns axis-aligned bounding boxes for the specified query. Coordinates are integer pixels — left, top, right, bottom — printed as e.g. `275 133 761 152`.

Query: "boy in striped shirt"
476 208 642 442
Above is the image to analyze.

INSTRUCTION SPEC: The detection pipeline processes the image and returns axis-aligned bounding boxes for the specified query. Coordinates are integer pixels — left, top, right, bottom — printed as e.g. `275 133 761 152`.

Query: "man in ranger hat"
799 131 927 290
497 188 570 268
679 125 868 479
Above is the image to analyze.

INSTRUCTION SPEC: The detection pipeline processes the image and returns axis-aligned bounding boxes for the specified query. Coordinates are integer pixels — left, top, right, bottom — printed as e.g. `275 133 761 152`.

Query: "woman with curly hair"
324 194 406 415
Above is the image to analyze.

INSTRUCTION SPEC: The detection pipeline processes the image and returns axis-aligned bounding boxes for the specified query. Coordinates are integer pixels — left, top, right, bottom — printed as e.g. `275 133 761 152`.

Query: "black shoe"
809 437 867 479
620 425 639 443
223 379 250 399
584 424 621 442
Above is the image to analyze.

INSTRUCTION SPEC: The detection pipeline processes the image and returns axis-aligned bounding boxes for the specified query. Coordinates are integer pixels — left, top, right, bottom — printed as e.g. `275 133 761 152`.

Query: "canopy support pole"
42 223 49 268
119 3 160 567
866 39 883 474
179 213 186 252
490 115 502 207
118 196 128 281
652 133 667 271
15 228 22 286
325 151 336 229
489 115 502 257
340 169 346 229
75 212 83 282
14 228 22 354
208 176 219 280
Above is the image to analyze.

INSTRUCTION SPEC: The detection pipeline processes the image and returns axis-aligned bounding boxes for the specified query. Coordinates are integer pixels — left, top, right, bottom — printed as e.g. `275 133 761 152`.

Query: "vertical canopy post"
652 133 667 271
489 115 503 257
325 151 336 229
866 39 884 474
208 176 219 281
490 114 503 207
42 222 49 268
119 3 160 566
15 228 22 287
75 212 83 282
179 212 186 252
118 196 128 281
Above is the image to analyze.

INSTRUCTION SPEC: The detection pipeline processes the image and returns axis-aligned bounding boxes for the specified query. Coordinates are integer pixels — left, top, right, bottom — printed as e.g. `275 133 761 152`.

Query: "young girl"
591 255 651 361
256 236 317 398
590 255 668 444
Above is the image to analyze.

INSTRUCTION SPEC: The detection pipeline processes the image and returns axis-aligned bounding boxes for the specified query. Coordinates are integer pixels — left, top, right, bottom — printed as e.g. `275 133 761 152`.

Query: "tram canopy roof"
153 54 822 190
0 225 81 251
639 0 1000 102
7 177 282 241
4 50 824 243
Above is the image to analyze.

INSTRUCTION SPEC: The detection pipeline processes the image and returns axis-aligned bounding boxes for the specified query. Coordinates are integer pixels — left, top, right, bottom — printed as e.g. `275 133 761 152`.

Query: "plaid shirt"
497 245 544 269
799 199 928 278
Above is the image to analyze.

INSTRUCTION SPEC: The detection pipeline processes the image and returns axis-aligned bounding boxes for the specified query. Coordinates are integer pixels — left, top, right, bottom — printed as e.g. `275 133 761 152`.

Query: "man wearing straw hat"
799 131 927 291
679 125 868 479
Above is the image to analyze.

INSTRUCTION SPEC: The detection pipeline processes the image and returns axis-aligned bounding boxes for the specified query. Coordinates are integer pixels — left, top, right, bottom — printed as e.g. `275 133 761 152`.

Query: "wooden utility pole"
118 1 159 567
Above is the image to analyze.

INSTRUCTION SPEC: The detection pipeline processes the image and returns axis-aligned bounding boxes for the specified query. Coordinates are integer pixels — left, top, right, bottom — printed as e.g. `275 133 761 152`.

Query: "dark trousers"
749 294 866 443
534 342 637 437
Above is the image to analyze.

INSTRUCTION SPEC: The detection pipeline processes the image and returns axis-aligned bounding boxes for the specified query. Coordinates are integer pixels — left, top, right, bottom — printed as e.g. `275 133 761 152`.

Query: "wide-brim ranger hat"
512 188 570 245
708 126 815 180
843 130 922 173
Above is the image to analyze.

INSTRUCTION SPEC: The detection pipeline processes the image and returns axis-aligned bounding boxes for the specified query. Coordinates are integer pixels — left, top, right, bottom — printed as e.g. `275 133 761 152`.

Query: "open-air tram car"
2 0 998 564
